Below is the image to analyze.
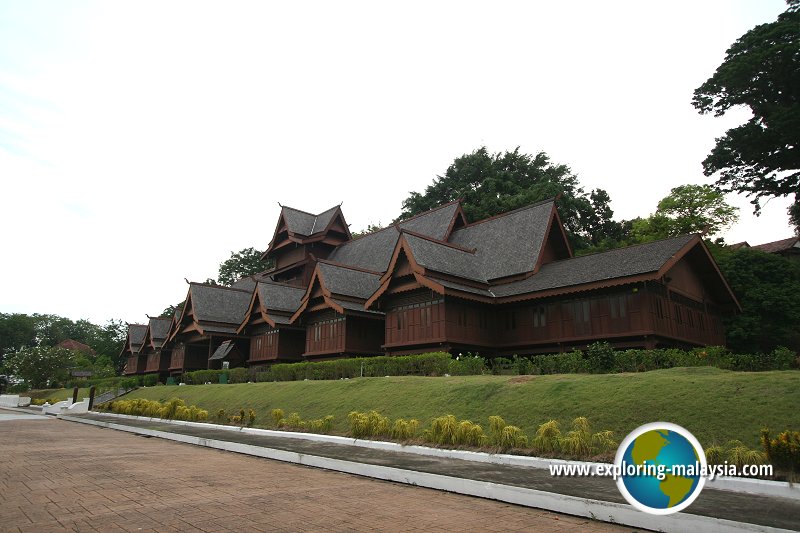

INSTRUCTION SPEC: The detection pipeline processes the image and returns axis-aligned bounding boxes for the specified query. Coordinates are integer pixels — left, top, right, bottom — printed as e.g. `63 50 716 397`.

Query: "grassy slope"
27 388 91 401
122 367 799 449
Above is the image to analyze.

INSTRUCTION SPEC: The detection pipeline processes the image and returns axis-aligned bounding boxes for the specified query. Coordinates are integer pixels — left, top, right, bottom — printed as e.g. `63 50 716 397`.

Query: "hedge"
173 345 797 385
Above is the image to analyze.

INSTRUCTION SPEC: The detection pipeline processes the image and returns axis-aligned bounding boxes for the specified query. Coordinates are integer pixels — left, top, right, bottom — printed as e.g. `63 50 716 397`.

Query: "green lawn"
122 367 799 449
27 388 91 402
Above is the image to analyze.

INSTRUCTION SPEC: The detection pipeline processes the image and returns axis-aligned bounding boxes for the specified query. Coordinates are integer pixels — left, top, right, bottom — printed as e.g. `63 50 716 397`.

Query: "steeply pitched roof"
257 282 305 312
326 201 463 272
397 201 461 241
149 317 172 341
751 236 800 254
448 200 554 281
57 339 96 355
129 324 148 348
491 235 696 297
403 233 484 282
317 262 382 299
189 284 252 325
282 205 341 237
326 225 402 272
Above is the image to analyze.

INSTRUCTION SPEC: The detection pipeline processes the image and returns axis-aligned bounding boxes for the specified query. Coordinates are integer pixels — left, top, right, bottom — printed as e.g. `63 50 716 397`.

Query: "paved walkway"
0 414 627 532
67 412 800 531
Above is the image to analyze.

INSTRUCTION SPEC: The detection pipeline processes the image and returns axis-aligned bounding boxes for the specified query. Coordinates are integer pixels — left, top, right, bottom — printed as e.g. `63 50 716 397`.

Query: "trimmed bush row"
102 398 209 421
176 344 797 385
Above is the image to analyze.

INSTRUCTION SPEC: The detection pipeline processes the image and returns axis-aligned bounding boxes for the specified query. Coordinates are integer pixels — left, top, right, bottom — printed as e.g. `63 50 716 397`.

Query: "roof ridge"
189 281 254 294
547 234 697 263
346 200 462 243
753 236 799 246
257 280 307 292
401 229 477 254
282 204 340 219
456 198 556 230
317 259 383 276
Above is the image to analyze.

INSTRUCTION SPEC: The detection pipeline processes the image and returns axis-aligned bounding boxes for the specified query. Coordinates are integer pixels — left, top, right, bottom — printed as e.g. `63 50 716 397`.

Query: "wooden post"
88 386 96 410
72 386 79 404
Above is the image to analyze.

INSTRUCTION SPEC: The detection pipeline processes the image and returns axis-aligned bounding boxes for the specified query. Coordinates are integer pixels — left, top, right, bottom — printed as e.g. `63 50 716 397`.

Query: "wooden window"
674 304 682 324
610 295 627 319
532 306 546 328
573 300 591 335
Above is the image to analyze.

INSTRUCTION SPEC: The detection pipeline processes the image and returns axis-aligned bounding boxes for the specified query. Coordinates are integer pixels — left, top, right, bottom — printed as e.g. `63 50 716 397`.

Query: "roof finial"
184 278 190 284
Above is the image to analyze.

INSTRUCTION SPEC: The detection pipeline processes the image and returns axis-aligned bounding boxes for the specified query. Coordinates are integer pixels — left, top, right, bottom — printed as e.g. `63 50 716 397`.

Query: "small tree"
1 346 76 389
632 184 738 242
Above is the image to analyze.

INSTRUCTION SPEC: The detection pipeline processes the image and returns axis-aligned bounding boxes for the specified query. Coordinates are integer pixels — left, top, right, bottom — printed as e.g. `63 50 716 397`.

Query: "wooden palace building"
123 198 739 375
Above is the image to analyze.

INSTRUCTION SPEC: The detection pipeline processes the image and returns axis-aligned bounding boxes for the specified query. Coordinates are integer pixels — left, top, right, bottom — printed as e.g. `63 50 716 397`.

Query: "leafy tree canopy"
399 147 623 250
351 223 385 239
217 247 270 286
710 245 800 353
0 313 126 371
692 0 799 228
631 184 739 242
161 301 185 319
1 346 76 389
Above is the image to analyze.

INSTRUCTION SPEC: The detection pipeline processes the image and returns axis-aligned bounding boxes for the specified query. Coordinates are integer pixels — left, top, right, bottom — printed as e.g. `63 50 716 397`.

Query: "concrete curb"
87 411 799 501
62 414 794 533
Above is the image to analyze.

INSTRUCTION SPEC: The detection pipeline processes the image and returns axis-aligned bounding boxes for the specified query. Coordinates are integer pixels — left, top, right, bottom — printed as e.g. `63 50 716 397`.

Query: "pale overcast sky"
0 0 794 325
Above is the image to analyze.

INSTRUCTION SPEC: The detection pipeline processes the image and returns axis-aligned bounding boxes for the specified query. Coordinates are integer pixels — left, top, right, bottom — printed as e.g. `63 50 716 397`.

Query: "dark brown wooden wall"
305 314 345 356
344 316 384 354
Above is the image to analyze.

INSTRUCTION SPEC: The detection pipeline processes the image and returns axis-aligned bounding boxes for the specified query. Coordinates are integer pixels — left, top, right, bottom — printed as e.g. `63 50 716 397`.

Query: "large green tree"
399 147 622 250
0 314 126 374
712 246 800 353
1 346 76 389
217 247 270 286
632 184 739 242
692 0 799 231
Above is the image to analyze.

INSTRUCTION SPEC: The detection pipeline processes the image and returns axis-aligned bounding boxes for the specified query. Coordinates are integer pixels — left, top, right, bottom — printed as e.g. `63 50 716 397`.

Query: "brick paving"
0 416 632 532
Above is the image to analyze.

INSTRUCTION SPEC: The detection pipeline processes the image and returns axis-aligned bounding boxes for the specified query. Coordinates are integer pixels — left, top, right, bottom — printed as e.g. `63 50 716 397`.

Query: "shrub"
217 409 226 423
488 416 507 445
182 369 225 385
489 357 516 375
306 415 335 434
761 429 800 481
279 412 305 430
271 408 285 426
142 374 158 387
160 398 186 420
348 410 390 439
533 420 562 454
390 418 420 440
769 347 797 370
247 409 256 427
725 440 766 470
228 368 250 384
105 398 207 422
448 354 486 375
498 425 528 449
705 445 725 465
229 415 242 425
585 342 615 373
456 420 487 446
425 415 459 446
